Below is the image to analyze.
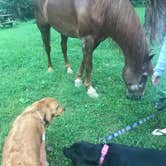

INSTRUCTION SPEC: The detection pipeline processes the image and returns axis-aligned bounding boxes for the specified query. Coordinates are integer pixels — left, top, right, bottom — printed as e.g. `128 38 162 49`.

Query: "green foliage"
130 0 146 7
0 0 33 19
0 8 166 165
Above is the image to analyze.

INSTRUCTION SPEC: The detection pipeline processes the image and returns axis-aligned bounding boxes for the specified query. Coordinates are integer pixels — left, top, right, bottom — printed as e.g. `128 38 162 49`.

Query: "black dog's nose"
63 147 71 158
63 147 67 155
63 147 67 152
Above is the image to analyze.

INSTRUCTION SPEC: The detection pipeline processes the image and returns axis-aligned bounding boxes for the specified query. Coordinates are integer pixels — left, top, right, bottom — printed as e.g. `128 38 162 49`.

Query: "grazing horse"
34 0 153 99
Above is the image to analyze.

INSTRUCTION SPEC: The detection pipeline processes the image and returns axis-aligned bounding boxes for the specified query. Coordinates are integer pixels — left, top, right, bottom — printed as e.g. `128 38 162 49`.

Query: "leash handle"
42 133 45 166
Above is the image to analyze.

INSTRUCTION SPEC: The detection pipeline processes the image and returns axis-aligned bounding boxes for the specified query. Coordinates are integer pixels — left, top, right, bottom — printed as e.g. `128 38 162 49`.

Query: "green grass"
0 8 166 165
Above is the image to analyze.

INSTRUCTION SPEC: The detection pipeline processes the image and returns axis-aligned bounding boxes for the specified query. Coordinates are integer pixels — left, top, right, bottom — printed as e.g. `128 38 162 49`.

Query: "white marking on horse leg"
48 67 53 73
75 78 83 87
67 67 73 74
139 84 143 88
87 86 99 98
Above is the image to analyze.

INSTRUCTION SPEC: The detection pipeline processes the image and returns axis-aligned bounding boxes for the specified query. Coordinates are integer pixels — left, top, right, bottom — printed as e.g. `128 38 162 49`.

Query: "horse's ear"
144 54 155 63
149 54 155 60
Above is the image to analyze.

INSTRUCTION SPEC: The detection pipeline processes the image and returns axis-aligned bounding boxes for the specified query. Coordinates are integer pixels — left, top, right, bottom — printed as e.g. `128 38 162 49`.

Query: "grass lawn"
0 8 166 165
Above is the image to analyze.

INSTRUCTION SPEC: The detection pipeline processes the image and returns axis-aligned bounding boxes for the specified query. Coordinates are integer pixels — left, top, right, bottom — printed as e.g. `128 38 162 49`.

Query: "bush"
130 0 146 7
0 0 34 20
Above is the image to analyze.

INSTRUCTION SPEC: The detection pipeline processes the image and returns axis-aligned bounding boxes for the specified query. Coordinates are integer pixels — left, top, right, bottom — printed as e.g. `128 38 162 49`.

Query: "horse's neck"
105 0 148 68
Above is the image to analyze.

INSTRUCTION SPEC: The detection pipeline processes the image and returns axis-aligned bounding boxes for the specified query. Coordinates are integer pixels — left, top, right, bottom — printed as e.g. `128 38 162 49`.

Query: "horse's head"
123 55 154 100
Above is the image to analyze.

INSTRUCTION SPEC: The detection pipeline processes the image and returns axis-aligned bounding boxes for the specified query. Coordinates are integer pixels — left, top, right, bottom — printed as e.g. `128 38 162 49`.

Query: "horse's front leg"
60 34 73 74
75 36 98 98
75 58 84 87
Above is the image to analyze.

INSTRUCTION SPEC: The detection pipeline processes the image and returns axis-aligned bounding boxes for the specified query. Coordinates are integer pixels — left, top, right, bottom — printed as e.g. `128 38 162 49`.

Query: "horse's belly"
48 16 80 37
47 0 96 38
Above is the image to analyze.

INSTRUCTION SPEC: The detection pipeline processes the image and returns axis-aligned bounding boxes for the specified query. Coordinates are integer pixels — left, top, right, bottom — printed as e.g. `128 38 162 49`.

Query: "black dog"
63 141 166 166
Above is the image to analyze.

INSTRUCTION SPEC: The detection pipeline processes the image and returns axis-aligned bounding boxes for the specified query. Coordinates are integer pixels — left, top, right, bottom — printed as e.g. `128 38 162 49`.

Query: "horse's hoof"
67 67 73 74
48 67 53 73
75 78 82 87
87 86 99 98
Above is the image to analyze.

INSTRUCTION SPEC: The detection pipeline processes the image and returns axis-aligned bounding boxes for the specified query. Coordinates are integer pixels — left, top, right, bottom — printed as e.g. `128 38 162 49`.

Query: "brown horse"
34 0 153 99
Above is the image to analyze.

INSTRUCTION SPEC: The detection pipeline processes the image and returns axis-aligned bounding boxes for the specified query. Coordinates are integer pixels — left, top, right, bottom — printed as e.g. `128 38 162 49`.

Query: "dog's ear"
44 104 52 123
45 110 52 123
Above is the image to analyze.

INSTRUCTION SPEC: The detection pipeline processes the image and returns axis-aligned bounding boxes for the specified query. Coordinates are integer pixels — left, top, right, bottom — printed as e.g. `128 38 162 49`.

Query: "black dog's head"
63 141 103 166
63 142 80 159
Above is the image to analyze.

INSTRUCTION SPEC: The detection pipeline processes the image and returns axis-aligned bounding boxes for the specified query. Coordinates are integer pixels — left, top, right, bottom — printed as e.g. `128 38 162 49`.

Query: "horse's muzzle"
126 90 143 100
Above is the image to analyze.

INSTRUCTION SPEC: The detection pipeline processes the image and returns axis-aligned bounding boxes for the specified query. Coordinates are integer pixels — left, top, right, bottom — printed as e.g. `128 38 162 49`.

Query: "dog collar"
99 144 109 166
36 111 45 126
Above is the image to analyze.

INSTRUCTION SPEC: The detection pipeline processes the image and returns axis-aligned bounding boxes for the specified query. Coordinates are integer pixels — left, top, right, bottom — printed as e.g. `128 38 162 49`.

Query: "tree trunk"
144 0 166 44
16 3 22 19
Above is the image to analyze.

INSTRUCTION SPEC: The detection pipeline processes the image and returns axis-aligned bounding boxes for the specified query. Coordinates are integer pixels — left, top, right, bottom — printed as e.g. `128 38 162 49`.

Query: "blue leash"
102 101 166 143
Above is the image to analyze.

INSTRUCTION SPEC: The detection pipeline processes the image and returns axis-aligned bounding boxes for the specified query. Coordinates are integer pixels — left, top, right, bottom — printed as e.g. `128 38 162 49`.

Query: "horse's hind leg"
75 40 100 88
61 34 73 74
39 24 52 72
75 36 98 98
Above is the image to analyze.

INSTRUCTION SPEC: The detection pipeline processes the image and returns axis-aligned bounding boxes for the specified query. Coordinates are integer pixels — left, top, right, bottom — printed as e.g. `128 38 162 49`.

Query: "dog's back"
64 141 166 166
107 143 166 166
2 97 64 166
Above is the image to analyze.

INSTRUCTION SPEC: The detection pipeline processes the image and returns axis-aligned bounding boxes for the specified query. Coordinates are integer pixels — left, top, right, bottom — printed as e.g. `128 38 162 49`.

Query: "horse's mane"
104 0 149 71
92 0 148 71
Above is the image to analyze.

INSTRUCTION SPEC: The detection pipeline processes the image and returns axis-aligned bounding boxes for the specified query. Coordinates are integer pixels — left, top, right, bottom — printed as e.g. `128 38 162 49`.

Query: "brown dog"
2 97 64 166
